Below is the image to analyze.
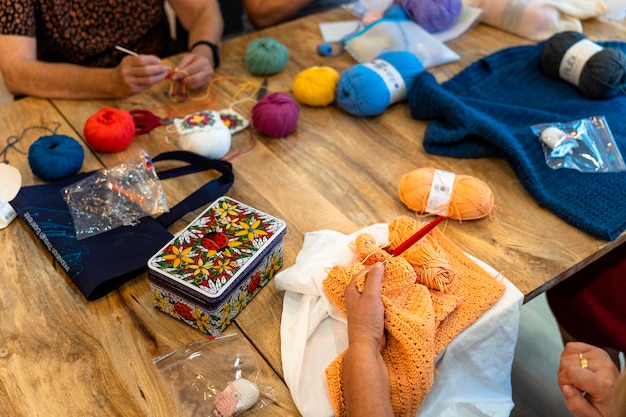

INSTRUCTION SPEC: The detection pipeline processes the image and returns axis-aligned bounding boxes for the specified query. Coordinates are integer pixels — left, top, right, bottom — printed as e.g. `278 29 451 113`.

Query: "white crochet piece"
213 378 260 417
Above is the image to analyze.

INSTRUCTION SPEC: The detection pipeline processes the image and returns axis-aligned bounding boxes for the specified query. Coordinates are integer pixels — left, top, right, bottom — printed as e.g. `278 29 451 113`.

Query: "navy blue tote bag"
11 151 234 300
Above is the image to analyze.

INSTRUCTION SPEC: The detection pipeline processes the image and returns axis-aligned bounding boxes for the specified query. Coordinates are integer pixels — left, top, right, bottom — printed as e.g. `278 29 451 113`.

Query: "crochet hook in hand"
354 215 445 281
392 215 445 257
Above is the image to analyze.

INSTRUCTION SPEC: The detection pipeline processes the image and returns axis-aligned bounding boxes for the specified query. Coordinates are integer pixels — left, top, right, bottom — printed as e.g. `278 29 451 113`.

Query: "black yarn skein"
540 31 626 100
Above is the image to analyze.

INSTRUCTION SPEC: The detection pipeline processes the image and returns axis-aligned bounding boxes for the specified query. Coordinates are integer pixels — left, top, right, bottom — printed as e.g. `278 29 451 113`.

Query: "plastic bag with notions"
531 116 626 173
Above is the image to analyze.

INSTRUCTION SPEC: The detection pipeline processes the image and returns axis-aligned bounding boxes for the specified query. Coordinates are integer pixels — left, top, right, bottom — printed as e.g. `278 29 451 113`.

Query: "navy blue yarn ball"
28 134 84 181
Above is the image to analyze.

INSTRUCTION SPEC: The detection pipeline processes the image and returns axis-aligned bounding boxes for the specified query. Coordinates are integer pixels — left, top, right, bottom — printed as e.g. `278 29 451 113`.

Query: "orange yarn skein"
398 168 494 220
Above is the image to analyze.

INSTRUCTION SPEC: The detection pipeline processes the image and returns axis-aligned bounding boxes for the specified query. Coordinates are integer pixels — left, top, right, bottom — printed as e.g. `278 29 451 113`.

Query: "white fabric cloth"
275 223 524 417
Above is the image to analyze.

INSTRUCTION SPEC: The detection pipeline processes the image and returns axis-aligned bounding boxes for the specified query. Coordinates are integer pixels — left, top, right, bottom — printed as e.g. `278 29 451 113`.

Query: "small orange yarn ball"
398 167 494 220
83 107 135 153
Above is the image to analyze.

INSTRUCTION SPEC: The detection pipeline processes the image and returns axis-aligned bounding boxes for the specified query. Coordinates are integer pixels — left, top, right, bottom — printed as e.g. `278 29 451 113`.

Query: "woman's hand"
558 341 621 417
111 54 170 95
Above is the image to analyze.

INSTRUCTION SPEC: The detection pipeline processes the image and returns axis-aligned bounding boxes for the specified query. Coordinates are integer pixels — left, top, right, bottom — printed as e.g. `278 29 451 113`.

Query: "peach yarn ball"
398 167 494 220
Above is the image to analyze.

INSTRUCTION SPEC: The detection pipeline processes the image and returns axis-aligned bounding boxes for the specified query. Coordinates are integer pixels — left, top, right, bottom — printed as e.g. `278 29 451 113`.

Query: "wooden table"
1 8 624 417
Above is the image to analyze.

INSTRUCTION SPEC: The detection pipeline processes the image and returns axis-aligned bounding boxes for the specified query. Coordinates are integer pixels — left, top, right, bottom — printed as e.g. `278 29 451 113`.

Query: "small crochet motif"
323 216 506 417
213 378 260 417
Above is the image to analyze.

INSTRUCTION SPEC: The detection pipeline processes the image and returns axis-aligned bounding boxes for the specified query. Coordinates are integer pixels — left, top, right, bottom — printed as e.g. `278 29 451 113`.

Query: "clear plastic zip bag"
153 332 277 417
531 116 626 173
62 150 168 239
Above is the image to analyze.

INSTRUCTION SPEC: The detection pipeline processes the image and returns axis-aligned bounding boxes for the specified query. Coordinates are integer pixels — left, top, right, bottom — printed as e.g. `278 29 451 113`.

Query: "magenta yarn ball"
251 92 299 138
400 0 462 33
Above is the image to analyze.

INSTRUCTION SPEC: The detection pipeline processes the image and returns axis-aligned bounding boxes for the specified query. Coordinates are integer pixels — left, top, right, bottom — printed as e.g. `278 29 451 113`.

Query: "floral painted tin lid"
148 197 286 301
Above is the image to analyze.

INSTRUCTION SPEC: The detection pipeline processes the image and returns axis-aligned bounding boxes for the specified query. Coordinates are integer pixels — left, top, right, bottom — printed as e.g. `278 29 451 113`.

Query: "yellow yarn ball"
293 66 340 107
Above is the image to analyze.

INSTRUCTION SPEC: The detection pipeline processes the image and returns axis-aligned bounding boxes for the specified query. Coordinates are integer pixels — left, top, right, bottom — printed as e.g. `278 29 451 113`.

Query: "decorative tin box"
147 196 286 336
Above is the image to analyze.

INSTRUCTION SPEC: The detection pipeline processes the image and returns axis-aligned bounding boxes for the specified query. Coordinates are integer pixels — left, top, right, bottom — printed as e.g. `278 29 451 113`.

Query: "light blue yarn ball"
336 51 424 118
245 37 289 75
28 134 84 181
383 4 409 20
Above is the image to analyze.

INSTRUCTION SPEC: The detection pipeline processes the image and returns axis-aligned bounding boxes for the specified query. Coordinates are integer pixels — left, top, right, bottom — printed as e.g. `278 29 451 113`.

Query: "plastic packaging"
62 150 168 239
153 332 277 417
531 116 626 173
343 18 460 67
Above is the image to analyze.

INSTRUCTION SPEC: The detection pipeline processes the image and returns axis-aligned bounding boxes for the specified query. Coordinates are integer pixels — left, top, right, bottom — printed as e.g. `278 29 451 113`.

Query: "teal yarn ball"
336 51 424 117
245 37 289 75
28 134 84 181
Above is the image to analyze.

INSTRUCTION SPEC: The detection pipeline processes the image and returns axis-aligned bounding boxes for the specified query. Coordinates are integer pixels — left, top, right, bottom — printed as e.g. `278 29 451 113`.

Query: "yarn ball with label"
398 0 463 32
540 31 626 99
336 50 424 117
251 92 299 137
293 66 340 107
27 134 85 181
398 167 494 220
83 107 135 152
245 37 289 75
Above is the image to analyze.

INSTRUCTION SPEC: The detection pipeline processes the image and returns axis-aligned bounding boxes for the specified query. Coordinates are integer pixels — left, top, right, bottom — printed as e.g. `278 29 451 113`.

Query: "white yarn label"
559 39 603 86
363 59 406 106
425 169 455 215
0 196 17 229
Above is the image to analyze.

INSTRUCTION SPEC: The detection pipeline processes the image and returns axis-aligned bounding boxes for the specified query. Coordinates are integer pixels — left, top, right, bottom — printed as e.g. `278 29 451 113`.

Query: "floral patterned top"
0 0 177 67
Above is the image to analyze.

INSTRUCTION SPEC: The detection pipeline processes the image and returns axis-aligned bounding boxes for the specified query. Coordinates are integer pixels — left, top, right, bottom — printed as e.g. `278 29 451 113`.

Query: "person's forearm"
3 60 122 99
343 344 394 417
243 0 313 28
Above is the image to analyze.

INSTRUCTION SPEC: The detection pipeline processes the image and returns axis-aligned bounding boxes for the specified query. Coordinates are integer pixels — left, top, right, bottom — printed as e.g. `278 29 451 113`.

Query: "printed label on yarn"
0 196 17 229
559 39 603 86
426 169 455 215
363 59 406 105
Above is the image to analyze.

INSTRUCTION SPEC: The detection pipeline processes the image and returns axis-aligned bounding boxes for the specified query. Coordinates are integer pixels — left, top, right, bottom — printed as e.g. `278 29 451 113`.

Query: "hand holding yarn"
540 31 626 99
336 50 424 117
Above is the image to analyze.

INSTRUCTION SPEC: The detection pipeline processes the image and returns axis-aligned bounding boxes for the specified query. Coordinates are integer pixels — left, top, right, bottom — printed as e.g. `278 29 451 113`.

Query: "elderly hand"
171 51 215 91
344 262 386 352
558 341 621 417
112 54 170 96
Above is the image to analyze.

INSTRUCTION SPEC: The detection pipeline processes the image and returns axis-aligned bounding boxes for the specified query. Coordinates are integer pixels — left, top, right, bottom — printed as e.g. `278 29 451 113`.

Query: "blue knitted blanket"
408 41 626 241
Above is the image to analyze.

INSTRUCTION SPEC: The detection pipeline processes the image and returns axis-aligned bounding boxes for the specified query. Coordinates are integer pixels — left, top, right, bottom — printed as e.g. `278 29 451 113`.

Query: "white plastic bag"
463 0 606 40
343 18 460 67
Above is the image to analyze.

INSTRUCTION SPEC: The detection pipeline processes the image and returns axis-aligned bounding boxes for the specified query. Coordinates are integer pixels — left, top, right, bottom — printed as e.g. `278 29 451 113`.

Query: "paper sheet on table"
275 223 523 417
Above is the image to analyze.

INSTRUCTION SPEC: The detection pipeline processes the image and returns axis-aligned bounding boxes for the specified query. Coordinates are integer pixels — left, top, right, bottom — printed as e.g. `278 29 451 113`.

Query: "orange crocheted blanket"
323 216 506 417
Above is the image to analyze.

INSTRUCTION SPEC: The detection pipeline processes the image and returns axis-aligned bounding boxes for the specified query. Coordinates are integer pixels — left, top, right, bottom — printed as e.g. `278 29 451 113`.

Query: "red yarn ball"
83 107 135 152
251 92 299 138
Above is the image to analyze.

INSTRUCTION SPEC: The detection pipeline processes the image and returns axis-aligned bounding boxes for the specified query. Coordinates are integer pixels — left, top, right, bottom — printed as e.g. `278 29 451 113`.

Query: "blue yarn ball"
336 51 424 117
245 37 289 75
383 4 409 20
28 134 84 181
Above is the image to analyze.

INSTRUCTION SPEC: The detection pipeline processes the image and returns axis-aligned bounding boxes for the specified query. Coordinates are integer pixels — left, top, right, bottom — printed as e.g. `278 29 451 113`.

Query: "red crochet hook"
352 215 445 281
392 215 445 257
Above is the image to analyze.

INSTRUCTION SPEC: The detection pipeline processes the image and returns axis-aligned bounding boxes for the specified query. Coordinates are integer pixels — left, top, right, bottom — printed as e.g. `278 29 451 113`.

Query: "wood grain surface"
1 8 624 417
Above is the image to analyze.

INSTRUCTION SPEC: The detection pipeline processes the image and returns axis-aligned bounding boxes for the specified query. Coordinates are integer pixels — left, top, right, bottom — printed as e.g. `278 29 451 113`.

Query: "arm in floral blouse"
0 0 223 99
